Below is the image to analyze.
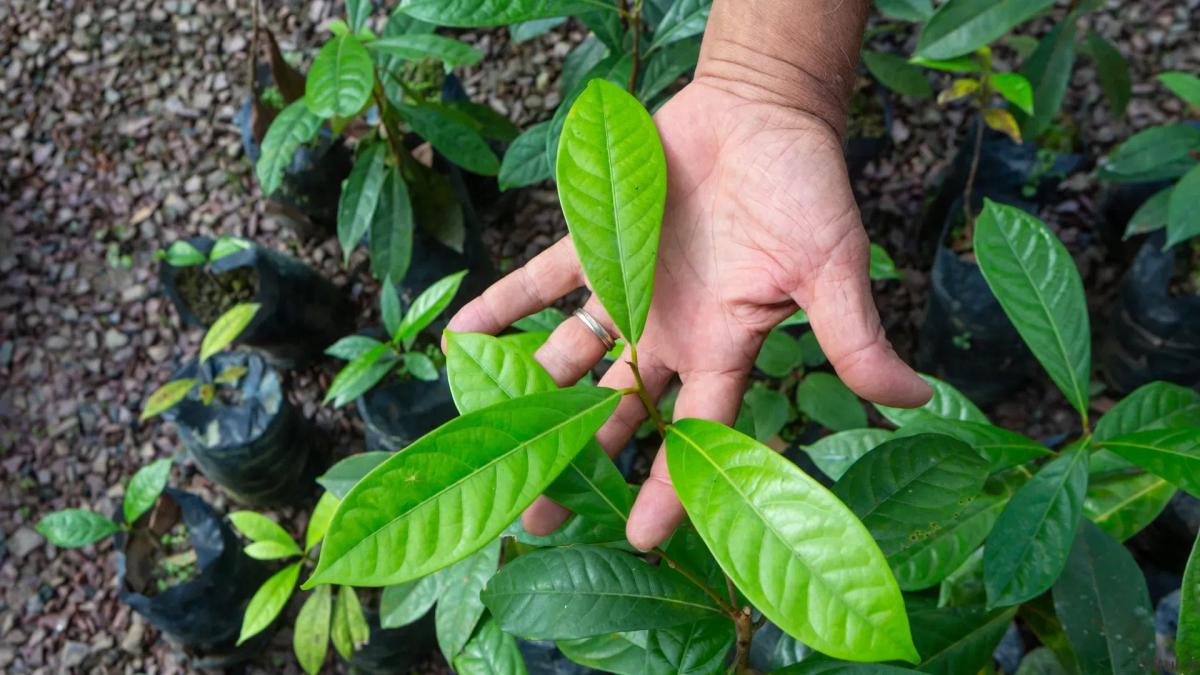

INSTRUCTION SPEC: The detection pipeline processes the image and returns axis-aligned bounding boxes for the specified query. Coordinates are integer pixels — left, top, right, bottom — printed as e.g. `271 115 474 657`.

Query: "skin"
447 0 932 550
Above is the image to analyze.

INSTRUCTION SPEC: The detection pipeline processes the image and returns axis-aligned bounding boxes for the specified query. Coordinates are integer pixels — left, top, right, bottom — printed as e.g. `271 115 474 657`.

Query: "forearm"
694 0 870 139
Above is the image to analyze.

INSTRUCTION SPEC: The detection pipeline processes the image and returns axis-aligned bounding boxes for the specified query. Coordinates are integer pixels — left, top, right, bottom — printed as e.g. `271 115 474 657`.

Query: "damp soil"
176 265 260 324
124 496 198 598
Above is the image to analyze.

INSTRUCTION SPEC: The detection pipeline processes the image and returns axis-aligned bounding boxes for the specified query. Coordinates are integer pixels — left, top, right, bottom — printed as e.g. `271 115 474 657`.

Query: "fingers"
626 370 745 551
802 239 931 409
446 237 582 338
533 297 615 387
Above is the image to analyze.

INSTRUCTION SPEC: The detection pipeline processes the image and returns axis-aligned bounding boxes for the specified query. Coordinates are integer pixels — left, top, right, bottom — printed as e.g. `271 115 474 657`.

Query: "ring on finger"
573 308 615 351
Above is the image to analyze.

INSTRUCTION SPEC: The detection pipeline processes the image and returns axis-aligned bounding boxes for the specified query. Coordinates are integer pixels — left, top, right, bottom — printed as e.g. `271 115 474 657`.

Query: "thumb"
800 234 931 409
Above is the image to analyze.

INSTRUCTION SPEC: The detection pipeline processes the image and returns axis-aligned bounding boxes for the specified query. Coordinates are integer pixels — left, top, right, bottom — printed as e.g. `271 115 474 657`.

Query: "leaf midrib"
1089 476 1169 524
486 587 720 616
597 84 637 342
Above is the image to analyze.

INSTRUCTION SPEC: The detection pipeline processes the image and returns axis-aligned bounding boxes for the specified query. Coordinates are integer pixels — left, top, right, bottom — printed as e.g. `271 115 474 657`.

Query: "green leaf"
381 572 443 628
394 270 467 343
209 236 250 262
308 386 621 587
868 243 902 280
1051 520 1155 674
637 38 701 103
294 585 332 675
798 331 826 367
326 336 383 361
140 378 197 421
1123 186 1172 238
549 53 634 174
230 511 302 555
755 329 803 377
1018 595 1079 674
200 303 260 362
666 419 918 663
1180 533 1200 673
581 9 623 52
368 34 483 66
398 103 500 175
915 0 1054 60
514 307 568 333
317 451 392 499
1098 124 1200 183
907 605 1019 674
306 34 374 117
455 617 529 675
122 458 172 525
734 384 791 443
482 545 722 640
892 418 1050 473
346 0 372 30
644 618 736 674
445 100 520 143
238 562 301 645
974 201 1091 421
436 540 500 661
369 167 415 283
1166 163 1200 248
556 78 667 345
983 446 1089 608
832 434 990 589
991 72 1033 115
499 121 552 190
35 509 120 548
245 540 305 560
558 632 648 674
380 281 402 338
938 549 986 608
862 51 932 99
1017 21 1076 139
876 374 987 428
323 342 395 407
1083 471 1174 542
404 352 439 381
331 585 370 659
560 37 608 101
337 143 388 265
1099 427 1200 498
306 491 341 552
1160 71 1200 108
1082 31 1131 118
395 0 601 26
647 0 709 53
801 428 893 480
874 0 932 22
795 373 866 431
510 16 567 42
1093 381 1200 442
160 240 206 266
257 98 324 195
911 55 981 73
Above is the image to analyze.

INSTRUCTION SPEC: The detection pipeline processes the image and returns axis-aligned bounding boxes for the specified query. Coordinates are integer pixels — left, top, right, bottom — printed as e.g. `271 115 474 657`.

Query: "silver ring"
573 308 615 351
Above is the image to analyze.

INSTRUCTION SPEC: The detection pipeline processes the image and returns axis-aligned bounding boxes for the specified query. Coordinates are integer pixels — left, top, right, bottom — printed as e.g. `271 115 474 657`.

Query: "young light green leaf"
160 240 206 266
326 336 384 361
1180 533 1200 673
306 34 374 117
123 458 172 525
983 446 1089 608
647 0 709 53
991 72 1033 115
245 540 305 560
915 0 1054 60
1051 520 1155 674
323 342 395 407
1098 124 1200 183
36 509 120 548
397 103 499 175
1017 21 1076 140
436 539 500 661
862 50 932 99
404 352 439 381
294 584 332 675
868 243 902 280
795 373 866 431
906 605 1019 674
892 418 1051 473
1160 71 1200 108
307 386 621 587
1123 186 1172 238
331 585 370 659
1083 472 1174 542
1166 163 1200 248
499 121 552 190
974 201 1090 421
209 236 250 262
875 373 988 427
394 0 600 26
454 616 529 675
548 53 634 173
141 378 197 421
370 167 414 283
874 0 933 22
394 270 467 343
337 143 387 265
238 562 301 645
482 545 723 640
801 428 893 480
1082 31 1131 118
1093 380 1200 442
230 511 301 555
368 34 483 66
513 307 567 333
306 491 341 552
557 78 667 345
317 451 392 499
755 329 803 378
1099 427 1200 497
666 419 918 663
644 618 736 674
380 572 443 628
257 99 324 195
911 55 981 73
200 303 260 362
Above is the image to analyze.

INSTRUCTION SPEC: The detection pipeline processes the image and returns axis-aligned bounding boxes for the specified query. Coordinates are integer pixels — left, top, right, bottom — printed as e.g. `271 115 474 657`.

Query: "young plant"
36 458 174 549
157 236 252 268
321 269 466 407
140 302 262 420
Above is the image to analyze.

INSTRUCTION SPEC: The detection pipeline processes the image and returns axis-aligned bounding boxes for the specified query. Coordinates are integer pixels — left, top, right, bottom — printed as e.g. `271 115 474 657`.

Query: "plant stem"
654 547 733 614
372 79 414 174
628 345 666 436
724 574 738 607
733 608 755 673
962 102 986 233
627 0 643 95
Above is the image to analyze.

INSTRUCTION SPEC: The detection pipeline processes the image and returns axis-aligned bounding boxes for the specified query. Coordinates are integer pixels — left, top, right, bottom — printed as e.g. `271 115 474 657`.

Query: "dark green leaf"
1160 71 1200 108
755 329 803 377
381 572 442 628
1082 31 1131 118
560 37 608 101
437 540 500 661
1123 186 1172 239
369 34 483 66
1166 163 1200 248
557 632 648 674
306 34 374 117
394 270 467 343
892 418 1050 473
510 16 567 43
874 0 933 22
637 38 701 102
337 143 388 265
317 451 391 499
35 509 120 548
801 428 893 480
323 342 395 407
862 51 932 98
1099 427 1200 497
123 458 172 525
369 168 415 282
499 121 553 191
876 374 988 427
647 0 709 53
326 336 384 361
644 618 735 674
1179 533 1200 673
1083 471 1174 541
915 0 1054 60
1094 380 1200 442
380 281 402 338
454 616 529 675
346 0 372 31
1098 124 1200 183
445 100 520 143
734 384 791 443
907 605 1019 674
398 102 499 175
795 373 866 431
798 331 826 367
395 0 602 26
1017 21 1076 139
257 98 324 195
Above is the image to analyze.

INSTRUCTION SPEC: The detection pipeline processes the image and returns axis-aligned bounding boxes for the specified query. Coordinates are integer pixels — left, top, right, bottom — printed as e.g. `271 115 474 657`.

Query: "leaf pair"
36 458 174 548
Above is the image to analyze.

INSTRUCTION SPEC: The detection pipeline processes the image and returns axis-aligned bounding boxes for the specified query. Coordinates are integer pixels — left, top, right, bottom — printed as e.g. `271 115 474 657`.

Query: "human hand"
446 79 931 550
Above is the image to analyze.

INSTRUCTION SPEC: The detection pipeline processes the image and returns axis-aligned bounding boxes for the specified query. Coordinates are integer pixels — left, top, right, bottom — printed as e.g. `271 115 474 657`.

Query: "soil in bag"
357 372 458 453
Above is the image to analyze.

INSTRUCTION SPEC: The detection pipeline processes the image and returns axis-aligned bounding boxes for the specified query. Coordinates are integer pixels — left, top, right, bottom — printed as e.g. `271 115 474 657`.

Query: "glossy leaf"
317 452 391 499
160 240 206 266
510 16 567 42
306 34 373 117
557 78 666 345
913 55 981 73
915 0 1054 60
437 540 500 661
1161 71 1200 108
323 342 394 407
1082 31 1130 118
369 168 414 282
876 374 987 427
874 0 933 22
869 243 902 280
337 143 387 265
294 584 332 675
404 352 439 381
395 0 600 26
1051 520 1155 674
238 562 301 645
36 509 120 548
644 618 736 674
1098 124 1200 183
1099 427 1200 497
306 491 340 552
308 386 621 587
394 270 467 343
549 53 634 173
257 99 323 195
755 329 803 377
983 446 1089 608
975 201 1090 420
398 102 499 175
647 0 709 53
230 511 301 555
795 373 866 431
666 419 918 663
638 38 701 102
446 100 520 143
1083 471 1174 542
907 605 1019 674
454 617 528 675
991 72 1033 115
1093 380 1200 442
1017 21 1076 139
560 37 607 102
482 545 722 640
141 378 197 421
1124 186 1172 238
379 282 402 339
331 585 370 659
122 458 173 525
368 34 483 67
208 236 250 262
514 307 568 333
863 51 931 98
499 121 552 190
1179 533 1200 673
1167 163 1200 248
892 418 1050 473
557 632 648 674
801 428 892 480
200 303 260 362
983 108 1022 143
325 336 383 361
381 571 442 628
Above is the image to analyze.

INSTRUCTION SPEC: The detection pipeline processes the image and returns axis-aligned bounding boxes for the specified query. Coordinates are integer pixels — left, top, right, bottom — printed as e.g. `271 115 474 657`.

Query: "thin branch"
628 346 666 436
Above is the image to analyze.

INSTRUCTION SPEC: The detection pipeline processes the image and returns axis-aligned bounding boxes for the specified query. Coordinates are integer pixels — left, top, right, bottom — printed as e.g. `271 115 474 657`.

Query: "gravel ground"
0 0 1197 672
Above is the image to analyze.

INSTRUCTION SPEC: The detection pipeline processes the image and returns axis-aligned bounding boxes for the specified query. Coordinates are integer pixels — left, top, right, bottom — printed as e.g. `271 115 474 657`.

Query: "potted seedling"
36 459 273 666
323 270 465 451
231 492 436 674
142 303 328 505
1097 71 1200 392
158 236 354 369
